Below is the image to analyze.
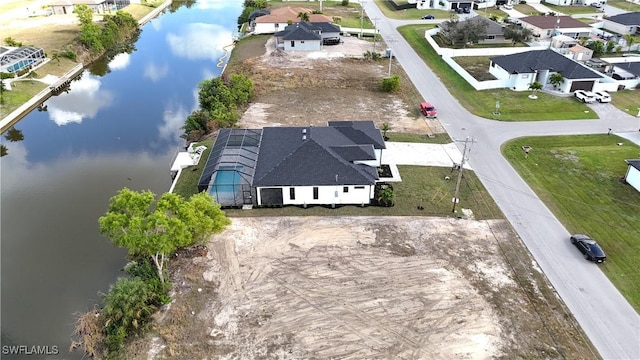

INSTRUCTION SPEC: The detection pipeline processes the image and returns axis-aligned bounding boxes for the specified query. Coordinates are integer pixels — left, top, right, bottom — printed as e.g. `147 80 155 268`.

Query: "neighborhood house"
198 121 386 208
251 6 333 35
490 49 604 92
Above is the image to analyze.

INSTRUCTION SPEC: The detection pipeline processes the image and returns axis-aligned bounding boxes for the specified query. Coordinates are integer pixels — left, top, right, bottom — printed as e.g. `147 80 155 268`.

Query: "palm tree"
549 73 563 90
528 81 542 98
623 34 637 53
298 12 310 22
377 185 394 207
381 123 390 140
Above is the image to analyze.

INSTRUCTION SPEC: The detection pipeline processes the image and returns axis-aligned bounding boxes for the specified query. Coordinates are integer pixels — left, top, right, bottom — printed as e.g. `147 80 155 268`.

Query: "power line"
452 136 476 213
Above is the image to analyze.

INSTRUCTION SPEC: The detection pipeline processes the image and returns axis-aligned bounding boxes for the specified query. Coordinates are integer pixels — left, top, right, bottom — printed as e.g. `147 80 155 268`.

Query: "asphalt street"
364 3 640 359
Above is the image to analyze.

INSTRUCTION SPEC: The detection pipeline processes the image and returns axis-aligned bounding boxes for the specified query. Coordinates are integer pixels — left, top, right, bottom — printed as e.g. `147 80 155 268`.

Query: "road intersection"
364 2 640 359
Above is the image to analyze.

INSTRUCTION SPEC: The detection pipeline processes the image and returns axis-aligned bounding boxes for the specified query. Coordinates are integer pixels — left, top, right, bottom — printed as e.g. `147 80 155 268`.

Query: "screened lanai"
198 128 262 207
0 46 46 74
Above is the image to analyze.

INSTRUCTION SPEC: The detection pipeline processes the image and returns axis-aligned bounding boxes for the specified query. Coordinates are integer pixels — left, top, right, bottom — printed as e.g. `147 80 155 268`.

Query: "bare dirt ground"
131 216 597 359
234 36 444 135
124 28 596 360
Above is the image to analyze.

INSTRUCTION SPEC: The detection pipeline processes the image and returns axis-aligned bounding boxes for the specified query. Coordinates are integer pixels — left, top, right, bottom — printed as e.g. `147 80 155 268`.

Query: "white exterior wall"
254 22 288 35
275 185 373 206
602 20 635 35
283 39 321 51
625 166 640 192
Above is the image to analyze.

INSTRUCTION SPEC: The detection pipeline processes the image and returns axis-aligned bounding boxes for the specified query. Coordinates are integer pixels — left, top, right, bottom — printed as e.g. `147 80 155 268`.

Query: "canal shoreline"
0 0 173 134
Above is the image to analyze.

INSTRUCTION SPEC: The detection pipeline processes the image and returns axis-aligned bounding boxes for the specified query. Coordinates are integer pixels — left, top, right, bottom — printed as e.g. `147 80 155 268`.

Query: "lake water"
0 1 242 358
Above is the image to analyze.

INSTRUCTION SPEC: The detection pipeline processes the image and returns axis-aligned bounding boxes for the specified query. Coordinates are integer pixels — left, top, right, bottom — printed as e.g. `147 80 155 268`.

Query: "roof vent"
302 135 307 140
302 128 307 134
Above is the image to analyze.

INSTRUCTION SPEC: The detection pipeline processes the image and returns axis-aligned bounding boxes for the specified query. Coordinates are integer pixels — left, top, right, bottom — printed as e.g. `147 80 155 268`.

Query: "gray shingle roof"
606 12 640 26
275 22 341 40
441 16 504 36
491 49 603 79
626 159 640 171
253 122 384 187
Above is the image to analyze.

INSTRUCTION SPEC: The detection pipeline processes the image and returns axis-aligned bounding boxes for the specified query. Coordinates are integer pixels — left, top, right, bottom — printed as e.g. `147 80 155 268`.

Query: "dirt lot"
232 35 444 134
129 216 597 359
118 31 601 360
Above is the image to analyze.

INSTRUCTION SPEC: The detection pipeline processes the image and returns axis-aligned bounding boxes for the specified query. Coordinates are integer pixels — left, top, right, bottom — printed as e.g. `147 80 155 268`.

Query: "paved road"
364 3 640 359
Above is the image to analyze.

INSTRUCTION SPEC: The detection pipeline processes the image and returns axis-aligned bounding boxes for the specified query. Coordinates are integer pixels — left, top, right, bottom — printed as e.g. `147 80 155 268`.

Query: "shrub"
100 277 159 353
342 0 349 5
381 75 400 92
61 49 77 61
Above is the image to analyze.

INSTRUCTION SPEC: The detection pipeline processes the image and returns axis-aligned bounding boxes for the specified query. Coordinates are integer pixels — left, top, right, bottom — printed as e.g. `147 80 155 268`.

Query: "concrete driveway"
383 142 468 168
364 2 640 360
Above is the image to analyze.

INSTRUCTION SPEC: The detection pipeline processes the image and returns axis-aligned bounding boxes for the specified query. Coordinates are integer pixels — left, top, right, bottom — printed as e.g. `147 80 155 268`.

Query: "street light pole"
360 1 365 39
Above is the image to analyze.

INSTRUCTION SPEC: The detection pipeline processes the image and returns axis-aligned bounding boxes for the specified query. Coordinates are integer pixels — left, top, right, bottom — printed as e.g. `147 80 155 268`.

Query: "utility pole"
386 37 396 77
319 0 323 12
359 0 365 39
372 17 380 52
452 137 475 213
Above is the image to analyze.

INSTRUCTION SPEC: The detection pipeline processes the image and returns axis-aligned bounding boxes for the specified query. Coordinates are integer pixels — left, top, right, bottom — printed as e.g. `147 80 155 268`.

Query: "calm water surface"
1 1 242 358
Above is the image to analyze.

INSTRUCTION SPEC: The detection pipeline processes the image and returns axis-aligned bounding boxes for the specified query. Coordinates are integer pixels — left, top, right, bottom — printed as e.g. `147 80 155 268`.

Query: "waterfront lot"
127 27 598 360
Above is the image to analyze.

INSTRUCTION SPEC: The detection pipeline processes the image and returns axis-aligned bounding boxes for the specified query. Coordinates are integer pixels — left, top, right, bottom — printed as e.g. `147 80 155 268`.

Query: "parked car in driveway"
574 90 596 103
462 6 471 13
420 101 437 117
593 90 611 103
570 234 606 263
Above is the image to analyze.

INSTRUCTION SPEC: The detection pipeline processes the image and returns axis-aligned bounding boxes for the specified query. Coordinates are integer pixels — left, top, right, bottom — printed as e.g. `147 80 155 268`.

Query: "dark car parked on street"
570 234 606 263
422 14 435 19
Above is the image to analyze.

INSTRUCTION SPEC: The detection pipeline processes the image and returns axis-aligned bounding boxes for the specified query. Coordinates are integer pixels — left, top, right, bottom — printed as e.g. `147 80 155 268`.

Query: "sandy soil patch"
132 217 597 360
235 36 435 135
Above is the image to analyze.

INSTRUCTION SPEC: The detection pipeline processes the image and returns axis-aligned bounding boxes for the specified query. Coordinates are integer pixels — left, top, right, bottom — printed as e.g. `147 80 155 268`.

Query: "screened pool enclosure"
0 46 46 74
198 128 262 207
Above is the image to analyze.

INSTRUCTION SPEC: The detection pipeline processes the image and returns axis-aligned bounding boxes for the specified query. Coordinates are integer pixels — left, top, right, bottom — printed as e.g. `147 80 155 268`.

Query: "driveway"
364 2 640 360
383 142 467 168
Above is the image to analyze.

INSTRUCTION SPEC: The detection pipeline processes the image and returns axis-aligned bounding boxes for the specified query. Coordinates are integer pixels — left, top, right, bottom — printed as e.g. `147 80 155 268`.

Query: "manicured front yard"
542 3 600 15
503 134 640 311
607 0 640 11
397 24 598 121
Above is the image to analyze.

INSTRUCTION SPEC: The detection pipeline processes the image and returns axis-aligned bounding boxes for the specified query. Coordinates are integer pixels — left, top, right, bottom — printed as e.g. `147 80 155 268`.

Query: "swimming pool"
209 169 242 205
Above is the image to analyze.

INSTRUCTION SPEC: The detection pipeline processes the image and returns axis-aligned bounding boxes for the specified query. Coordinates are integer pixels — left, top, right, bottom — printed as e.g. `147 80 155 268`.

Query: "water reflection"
0 127 25 157
108 53 131 71
46 74 114 126
166 23 234 61
143 61 169 82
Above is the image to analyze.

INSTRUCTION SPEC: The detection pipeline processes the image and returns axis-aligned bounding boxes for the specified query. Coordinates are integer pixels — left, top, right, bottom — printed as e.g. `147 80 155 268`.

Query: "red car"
420 102 437 117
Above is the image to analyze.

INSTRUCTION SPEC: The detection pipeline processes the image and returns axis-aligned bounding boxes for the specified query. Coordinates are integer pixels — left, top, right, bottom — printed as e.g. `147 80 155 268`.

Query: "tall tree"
503 24 533 45
99 188 230 283
585 40 605 57
298 12 310 22
623 34 637 53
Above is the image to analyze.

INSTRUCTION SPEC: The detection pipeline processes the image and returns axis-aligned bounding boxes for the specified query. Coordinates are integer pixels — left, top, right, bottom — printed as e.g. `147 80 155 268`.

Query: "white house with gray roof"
199 121 386 208
624 159 640 193
489 49 604 92
274 22 341 51
602 12 640 36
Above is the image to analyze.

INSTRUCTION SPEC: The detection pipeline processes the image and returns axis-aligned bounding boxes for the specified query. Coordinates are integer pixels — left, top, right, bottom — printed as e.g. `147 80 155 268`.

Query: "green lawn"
606 0 640 11
542 3 600 15
397 25 598 121
0 80 48 120
514 4 545 15
612 89 640 116
374 0 453 20
503 134 640 311
171 138 215 200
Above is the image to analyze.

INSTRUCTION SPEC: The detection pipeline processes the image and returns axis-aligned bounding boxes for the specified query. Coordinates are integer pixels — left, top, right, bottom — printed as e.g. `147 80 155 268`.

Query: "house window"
301 41 305 43
275 24 279 30
343 186 349 193
313 187 319 199
521 74 529 79
290 188 295 200
485 35 495 40
291 41 295 47
355 186 365 189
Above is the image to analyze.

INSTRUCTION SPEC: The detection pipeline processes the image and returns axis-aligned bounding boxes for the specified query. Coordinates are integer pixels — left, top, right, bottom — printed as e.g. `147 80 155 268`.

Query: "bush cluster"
77 4 138 54
183 73 254 141
381 75 400 92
